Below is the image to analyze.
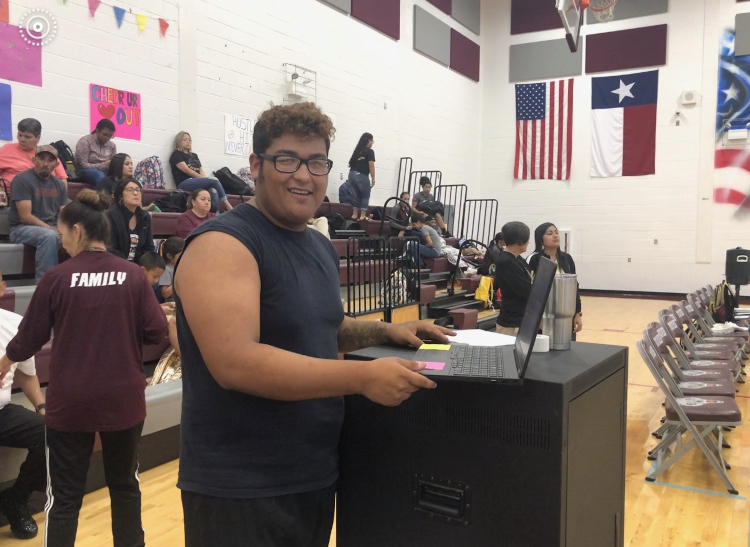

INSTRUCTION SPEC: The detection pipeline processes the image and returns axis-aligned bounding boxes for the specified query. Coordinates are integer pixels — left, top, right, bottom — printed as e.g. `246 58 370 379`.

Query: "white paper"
224 113 255 156
447 329 516 347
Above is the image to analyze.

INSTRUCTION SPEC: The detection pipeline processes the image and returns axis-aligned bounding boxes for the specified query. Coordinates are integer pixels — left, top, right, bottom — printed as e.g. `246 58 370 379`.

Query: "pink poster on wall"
89 84 141 141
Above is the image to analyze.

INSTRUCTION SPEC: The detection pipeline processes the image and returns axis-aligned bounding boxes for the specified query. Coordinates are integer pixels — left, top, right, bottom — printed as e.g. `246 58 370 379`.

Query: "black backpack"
153 191 188 213
326 213 346 239
50 140 75 168
214 167 252 196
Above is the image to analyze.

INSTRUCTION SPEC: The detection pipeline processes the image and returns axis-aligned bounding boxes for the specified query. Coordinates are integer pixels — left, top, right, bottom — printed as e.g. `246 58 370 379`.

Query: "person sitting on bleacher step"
0 118 68 188
0 270 46 540
175 189 215 239
8 145 71 283
107 178 153 263
98 153 133 197
74 119 117 188
389 191 412 237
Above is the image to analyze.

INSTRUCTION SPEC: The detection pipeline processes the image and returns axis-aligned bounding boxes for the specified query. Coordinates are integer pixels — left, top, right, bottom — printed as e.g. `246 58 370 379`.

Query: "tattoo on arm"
338 320 391 353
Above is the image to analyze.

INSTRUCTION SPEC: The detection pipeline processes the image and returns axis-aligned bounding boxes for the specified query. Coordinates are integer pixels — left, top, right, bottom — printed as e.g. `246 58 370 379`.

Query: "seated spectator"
107 178 153 263
169 132 232 213
412 177 451 237
139 252 174 315
139 251 165 284
389 191 412 237
75 119 117 187
0 118 68 186
407 214 441 266
494 221 532 336
0 270 46 540
338 180 357 215
159 237 185 303
478 232 504 276
9 146 70 282
98 153 133 196
175 189 216 239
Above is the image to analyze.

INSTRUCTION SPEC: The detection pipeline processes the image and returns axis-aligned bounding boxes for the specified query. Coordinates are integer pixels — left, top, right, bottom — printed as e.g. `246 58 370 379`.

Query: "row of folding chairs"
637 285 749 495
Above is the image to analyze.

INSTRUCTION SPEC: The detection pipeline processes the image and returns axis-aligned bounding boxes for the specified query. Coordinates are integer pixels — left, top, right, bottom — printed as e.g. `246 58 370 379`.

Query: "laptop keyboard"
450 345 505 378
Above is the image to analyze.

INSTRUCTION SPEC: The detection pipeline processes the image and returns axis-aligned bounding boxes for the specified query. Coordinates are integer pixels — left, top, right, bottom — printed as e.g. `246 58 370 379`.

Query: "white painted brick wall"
2 0 181 175
1 0 482 202
481 0 750 293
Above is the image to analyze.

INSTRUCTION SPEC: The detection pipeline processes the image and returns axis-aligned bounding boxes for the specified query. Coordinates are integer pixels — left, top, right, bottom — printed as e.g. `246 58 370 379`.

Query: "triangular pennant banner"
113 6 126 28
88 0 101 17
159 18 169 37
135 13 147 32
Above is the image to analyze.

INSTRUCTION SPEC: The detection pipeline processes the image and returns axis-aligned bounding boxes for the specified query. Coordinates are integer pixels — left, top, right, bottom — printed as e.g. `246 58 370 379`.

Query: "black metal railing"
397 157 413 197
345 236 421 321
397 157 444 198
460 199 499 246
434 184 467 238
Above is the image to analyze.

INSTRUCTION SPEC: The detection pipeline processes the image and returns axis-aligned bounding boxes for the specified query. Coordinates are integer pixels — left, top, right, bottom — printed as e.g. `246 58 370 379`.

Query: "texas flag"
591 70 659 178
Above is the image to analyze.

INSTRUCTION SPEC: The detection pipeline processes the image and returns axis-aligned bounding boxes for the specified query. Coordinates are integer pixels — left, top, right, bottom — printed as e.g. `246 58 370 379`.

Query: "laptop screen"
513 257 557 376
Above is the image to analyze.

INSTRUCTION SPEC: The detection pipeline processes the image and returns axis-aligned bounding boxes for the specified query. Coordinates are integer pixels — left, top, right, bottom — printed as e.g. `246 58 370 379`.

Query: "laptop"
413 256 557 384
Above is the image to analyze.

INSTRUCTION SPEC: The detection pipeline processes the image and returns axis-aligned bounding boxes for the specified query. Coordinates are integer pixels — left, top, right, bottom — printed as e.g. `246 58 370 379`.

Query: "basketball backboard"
557 0 583 53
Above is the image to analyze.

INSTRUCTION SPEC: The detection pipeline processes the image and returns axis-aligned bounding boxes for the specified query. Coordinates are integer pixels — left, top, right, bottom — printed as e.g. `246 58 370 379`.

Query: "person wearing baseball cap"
8 145 71 282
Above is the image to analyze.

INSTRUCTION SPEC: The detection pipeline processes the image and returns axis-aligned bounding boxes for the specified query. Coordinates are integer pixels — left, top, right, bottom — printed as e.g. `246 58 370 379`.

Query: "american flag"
514 79 574 180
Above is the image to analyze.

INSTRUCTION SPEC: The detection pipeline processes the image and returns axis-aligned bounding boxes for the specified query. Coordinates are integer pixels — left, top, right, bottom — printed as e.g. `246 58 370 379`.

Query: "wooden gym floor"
4 296 750 546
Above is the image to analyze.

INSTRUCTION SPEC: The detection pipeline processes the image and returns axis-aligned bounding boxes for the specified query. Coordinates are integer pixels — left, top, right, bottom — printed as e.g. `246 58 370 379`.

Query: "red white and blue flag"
591 70 659 178
514 78 573 180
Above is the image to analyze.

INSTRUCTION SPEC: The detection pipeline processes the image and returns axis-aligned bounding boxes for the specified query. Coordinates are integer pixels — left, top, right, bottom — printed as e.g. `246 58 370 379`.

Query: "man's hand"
0 354 13 383
388 321 456 349
358 358 436 406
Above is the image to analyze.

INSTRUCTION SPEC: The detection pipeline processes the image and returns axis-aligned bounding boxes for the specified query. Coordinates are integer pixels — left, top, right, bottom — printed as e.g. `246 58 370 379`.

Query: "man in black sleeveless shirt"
174 102 453 547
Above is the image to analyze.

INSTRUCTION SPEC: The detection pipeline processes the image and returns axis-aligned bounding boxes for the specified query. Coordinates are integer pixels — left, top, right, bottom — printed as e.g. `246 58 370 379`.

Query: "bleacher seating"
152 213 181 238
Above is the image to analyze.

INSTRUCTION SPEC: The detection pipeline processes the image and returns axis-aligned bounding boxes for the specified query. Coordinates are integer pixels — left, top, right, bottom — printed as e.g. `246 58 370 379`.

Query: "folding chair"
645 324 736 441
666 307 744 370
657 312 742 382
645 324 737 387
690 292 750 342
637 338 741 495
679 300 748 357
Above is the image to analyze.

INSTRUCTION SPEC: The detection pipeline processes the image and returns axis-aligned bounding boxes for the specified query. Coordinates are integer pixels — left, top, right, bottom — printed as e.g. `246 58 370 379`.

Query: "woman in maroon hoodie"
0 189 168 547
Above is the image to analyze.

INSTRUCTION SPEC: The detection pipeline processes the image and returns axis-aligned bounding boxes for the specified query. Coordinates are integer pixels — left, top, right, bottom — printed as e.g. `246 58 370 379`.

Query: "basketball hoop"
586 0 617 23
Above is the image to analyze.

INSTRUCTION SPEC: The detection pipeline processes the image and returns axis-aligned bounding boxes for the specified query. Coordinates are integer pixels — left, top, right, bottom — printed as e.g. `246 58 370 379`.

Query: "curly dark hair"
252 102 335 155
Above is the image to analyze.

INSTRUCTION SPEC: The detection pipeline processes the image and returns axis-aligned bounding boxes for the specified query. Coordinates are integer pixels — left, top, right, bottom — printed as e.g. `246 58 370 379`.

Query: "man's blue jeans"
10 225 60 282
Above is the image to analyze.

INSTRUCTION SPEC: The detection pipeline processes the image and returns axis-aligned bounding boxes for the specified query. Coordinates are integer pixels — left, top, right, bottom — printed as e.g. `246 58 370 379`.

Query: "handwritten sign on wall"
90 84 141 141
225 114 255 156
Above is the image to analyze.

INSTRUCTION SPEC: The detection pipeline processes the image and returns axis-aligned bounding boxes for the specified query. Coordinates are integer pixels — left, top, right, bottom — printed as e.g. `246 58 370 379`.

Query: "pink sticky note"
423 362 446 371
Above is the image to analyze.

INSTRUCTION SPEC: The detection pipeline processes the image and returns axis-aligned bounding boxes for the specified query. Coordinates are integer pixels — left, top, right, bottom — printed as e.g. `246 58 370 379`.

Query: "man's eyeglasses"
258 154 333 176
123 187 142 194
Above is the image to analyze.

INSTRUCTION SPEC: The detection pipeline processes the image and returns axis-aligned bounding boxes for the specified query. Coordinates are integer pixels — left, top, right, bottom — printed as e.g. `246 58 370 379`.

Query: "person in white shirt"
0 271 46 540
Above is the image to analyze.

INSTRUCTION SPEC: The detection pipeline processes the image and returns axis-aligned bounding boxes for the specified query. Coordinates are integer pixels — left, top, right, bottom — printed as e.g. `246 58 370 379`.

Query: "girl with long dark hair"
99 153 134 195
347 132 375 221
528 222 582 334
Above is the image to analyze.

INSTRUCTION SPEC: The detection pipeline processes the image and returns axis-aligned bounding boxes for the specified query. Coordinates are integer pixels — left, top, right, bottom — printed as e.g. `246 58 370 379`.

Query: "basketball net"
583 0 617 23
